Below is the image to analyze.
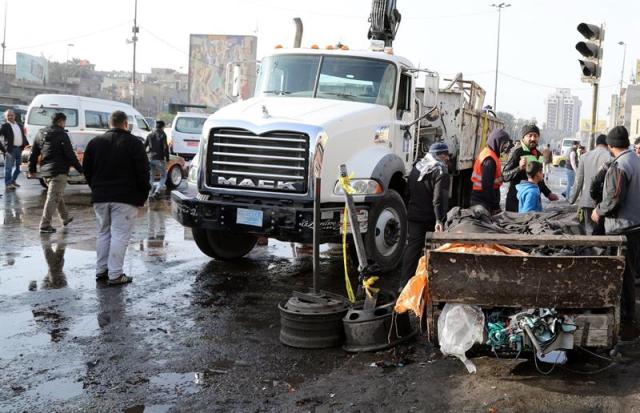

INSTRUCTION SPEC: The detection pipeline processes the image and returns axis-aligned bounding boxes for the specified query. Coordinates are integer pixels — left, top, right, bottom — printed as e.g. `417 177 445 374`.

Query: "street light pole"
490 2 510 111
617 41 627 126
64 43 74 94
131 0 139 107
1 1 7 76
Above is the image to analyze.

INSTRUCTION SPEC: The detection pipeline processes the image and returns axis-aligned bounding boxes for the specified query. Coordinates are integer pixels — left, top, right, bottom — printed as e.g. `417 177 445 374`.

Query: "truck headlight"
188 152 200 184
333 179 383 195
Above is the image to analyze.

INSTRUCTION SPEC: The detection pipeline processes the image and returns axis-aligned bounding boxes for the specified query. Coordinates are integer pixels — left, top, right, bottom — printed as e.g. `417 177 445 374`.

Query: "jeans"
41 174 69 228
94 202 138 280
399 220 435 288
564 168 575 198
149 160 167 194
4 147 22 186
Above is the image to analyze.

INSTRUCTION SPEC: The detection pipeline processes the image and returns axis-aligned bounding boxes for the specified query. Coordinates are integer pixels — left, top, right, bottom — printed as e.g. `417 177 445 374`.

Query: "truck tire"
166 165 183 189
364 189 407 273
191 228 258 260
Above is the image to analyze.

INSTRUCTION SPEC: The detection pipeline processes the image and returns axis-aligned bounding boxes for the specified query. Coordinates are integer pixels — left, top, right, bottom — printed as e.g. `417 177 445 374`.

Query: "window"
136 115 150 131
28 107 78 127
175 117 206 134
255 54 397 108
397 72 412 117
85 110 110 129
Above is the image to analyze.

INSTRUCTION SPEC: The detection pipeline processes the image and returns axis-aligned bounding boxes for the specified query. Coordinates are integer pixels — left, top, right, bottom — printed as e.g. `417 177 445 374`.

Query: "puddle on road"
0 309 50 359
0 244 95 297
149 372 202 395
24 376 84 402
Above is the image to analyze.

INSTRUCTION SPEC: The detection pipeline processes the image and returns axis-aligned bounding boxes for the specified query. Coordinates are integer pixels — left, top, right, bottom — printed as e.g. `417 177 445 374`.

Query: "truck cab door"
392 69 415 171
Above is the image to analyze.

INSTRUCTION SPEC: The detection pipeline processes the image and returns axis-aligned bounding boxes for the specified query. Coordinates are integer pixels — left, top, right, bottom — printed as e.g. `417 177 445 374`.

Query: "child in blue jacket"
516 161 544 213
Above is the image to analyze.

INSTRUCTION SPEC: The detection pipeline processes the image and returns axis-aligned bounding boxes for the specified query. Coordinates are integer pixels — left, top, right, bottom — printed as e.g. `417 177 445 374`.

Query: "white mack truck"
171 0 503 271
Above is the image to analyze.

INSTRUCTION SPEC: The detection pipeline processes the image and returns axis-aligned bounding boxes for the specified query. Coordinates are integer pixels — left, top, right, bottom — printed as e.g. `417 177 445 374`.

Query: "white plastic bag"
437 304 485 374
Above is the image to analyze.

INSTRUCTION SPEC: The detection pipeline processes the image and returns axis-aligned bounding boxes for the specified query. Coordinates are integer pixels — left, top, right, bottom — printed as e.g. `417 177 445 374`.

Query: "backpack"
590 161 612 204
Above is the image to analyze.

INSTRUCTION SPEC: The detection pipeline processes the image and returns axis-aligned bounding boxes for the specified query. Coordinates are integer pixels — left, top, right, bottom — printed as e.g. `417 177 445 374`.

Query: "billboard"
16 52 48 84
188 34 257 108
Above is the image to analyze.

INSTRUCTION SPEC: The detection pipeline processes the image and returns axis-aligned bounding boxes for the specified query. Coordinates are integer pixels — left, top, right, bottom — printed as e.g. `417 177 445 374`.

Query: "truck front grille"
208 128 309 194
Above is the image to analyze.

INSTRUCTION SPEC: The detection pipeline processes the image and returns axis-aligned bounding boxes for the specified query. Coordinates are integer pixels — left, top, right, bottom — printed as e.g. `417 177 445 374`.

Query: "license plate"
339 209 368 234
186 141 199 147
236 208 263 227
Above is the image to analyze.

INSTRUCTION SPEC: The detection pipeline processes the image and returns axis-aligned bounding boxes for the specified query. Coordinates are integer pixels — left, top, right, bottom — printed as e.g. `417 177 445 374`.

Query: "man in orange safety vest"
470 129 512 214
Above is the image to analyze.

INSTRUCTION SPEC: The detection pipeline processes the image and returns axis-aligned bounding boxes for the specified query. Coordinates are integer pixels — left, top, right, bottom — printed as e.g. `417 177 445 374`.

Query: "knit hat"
429 142 449 155
596 134 607 146
606 126 630 148
51 112 67 124
520 124 540 138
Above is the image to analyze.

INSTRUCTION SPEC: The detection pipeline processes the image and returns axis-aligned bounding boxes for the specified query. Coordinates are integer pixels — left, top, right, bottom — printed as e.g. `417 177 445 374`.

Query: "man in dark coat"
400 142 451 286
83 110 151 286
502 124 559 212
0 109 29 190
28 112 83 233
144 120 170 198
470 129 512 214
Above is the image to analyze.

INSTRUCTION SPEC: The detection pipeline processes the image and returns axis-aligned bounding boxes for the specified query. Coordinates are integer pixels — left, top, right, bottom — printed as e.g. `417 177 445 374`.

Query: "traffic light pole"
588 82 599 150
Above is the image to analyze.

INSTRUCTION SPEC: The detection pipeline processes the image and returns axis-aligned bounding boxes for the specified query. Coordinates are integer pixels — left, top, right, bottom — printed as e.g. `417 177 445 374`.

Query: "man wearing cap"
502 124 559 212
569 134 611 235
592 126 640 322
28 113 83 233
470 129 512 214
400 142 450 285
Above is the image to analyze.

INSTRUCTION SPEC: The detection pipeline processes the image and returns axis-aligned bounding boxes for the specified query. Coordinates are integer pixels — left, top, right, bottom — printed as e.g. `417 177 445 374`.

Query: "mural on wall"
188 34 257 108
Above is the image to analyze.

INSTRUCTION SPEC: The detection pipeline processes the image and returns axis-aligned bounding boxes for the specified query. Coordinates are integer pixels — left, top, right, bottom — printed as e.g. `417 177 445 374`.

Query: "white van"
22 94 152 186
167 112 209 161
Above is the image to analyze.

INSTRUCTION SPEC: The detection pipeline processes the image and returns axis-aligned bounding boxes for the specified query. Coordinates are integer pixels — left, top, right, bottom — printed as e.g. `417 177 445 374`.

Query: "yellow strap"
339 173 355 195
342 205 356 303
362 276 380 299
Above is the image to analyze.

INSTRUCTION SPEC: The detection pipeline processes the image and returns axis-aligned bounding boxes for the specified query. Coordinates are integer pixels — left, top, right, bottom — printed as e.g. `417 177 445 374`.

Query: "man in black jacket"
28 113 83 233
1 109 29 190
400 142 450 285
144 120 170 198
83 110 151 286
502 124 559 212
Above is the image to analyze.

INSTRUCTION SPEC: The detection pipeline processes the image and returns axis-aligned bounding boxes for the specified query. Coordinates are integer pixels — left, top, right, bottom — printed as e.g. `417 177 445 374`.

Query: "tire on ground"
363 189 407 273
192 228 258 260
166 165 182 189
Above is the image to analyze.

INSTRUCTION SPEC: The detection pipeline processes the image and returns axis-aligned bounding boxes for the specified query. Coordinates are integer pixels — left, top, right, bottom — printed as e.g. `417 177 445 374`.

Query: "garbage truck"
171 0 503 271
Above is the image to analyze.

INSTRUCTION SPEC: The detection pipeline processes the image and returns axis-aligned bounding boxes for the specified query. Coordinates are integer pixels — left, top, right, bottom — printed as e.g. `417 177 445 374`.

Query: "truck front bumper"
171 190 368 243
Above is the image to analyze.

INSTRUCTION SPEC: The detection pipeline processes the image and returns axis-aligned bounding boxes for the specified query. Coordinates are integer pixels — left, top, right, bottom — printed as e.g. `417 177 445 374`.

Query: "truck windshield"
256 54 397 108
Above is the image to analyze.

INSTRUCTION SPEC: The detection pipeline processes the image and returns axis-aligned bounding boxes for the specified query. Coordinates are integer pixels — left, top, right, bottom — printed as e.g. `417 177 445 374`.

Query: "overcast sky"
3 0 639 122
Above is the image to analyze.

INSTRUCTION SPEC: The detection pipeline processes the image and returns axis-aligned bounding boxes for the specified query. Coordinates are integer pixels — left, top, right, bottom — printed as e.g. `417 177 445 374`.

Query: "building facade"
545 88 581 136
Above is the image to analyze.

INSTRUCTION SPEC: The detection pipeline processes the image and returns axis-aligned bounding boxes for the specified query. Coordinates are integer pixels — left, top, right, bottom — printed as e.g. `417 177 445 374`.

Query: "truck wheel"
192 228 258 260
39 178 48 189
166 165 183 189
364 189 407 273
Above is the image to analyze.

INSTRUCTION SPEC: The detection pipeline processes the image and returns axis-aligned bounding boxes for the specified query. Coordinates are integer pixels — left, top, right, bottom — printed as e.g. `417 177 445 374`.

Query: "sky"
3 0 639 123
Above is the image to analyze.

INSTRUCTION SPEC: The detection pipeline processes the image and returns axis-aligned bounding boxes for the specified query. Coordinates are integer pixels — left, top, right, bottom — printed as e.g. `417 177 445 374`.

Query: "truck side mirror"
226 63 242 98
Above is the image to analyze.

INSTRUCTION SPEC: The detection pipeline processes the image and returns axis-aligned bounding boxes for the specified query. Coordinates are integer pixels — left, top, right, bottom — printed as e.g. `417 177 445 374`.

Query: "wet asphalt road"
2 169 640 413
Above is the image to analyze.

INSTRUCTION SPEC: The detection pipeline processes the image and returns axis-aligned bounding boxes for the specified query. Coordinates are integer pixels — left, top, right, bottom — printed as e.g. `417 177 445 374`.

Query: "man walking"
568 134 611 235
400 142 450 285
144 120 169 198
592 126 640 322
502 124 559 212
470 129 512 214
563 141 579 198
0 109 29 191
542 143 553 178
83 111 151 286
28 113 83 233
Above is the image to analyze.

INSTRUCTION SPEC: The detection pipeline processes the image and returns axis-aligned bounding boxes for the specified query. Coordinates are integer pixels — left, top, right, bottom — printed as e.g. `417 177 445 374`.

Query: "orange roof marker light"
340 44 349 50
326 45 335 50
310 44 319 49
274 44 284 49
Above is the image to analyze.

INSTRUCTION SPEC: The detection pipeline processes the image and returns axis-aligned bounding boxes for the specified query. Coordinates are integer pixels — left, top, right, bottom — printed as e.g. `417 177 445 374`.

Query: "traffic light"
576 23 604 82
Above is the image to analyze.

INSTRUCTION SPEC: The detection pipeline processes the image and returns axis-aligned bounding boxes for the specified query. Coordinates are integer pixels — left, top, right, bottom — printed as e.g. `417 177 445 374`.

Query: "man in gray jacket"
592 126 640 321
568 134 612 235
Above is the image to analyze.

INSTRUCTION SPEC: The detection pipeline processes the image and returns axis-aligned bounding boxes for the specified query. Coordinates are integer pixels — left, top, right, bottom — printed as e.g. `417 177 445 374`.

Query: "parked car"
167 112 210 161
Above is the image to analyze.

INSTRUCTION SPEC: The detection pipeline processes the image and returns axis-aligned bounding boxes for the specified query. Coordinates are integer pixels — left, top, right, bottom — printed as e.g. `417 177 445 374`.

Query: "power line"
499 71 617 91
7 22 128 52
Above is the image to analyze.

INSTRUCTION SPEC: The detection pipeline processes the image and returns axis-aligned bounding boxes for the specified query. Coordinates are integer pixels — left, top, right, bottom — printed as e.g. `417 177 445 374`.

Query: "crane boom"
367 0 401 47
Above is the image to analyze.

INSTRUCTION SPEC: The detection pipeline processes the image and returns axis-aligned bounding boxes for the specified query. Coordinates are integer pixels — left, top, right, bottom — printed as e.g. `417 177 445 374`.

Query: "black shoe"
40 226 56 233
108 274 133 286
12 181 20 187
96 270 108 281
63 217 74 226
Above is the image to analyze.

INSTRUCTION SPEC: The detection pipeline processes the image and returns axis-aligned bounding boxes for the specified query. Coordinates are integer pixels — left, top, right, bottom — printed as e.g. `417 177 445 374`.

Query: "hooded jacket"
470 129 511 212
502 141 552 212
28 125 82 177
407 153 450 224
516 180 543 213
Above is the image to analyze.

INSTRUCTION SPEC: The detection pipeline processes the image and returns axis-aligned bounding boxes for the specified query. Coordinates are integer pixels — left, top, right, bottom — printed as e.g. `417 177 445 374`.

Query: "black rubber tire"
363 189 407 273
38 178 48 189
192 228 258 260
166 165 182 189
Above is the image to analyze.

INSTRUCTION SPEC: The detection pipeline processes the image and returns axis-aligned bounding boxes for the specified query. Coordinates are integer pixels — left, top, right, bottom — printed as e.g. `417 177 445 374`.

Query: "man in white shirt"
0 110 29 191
